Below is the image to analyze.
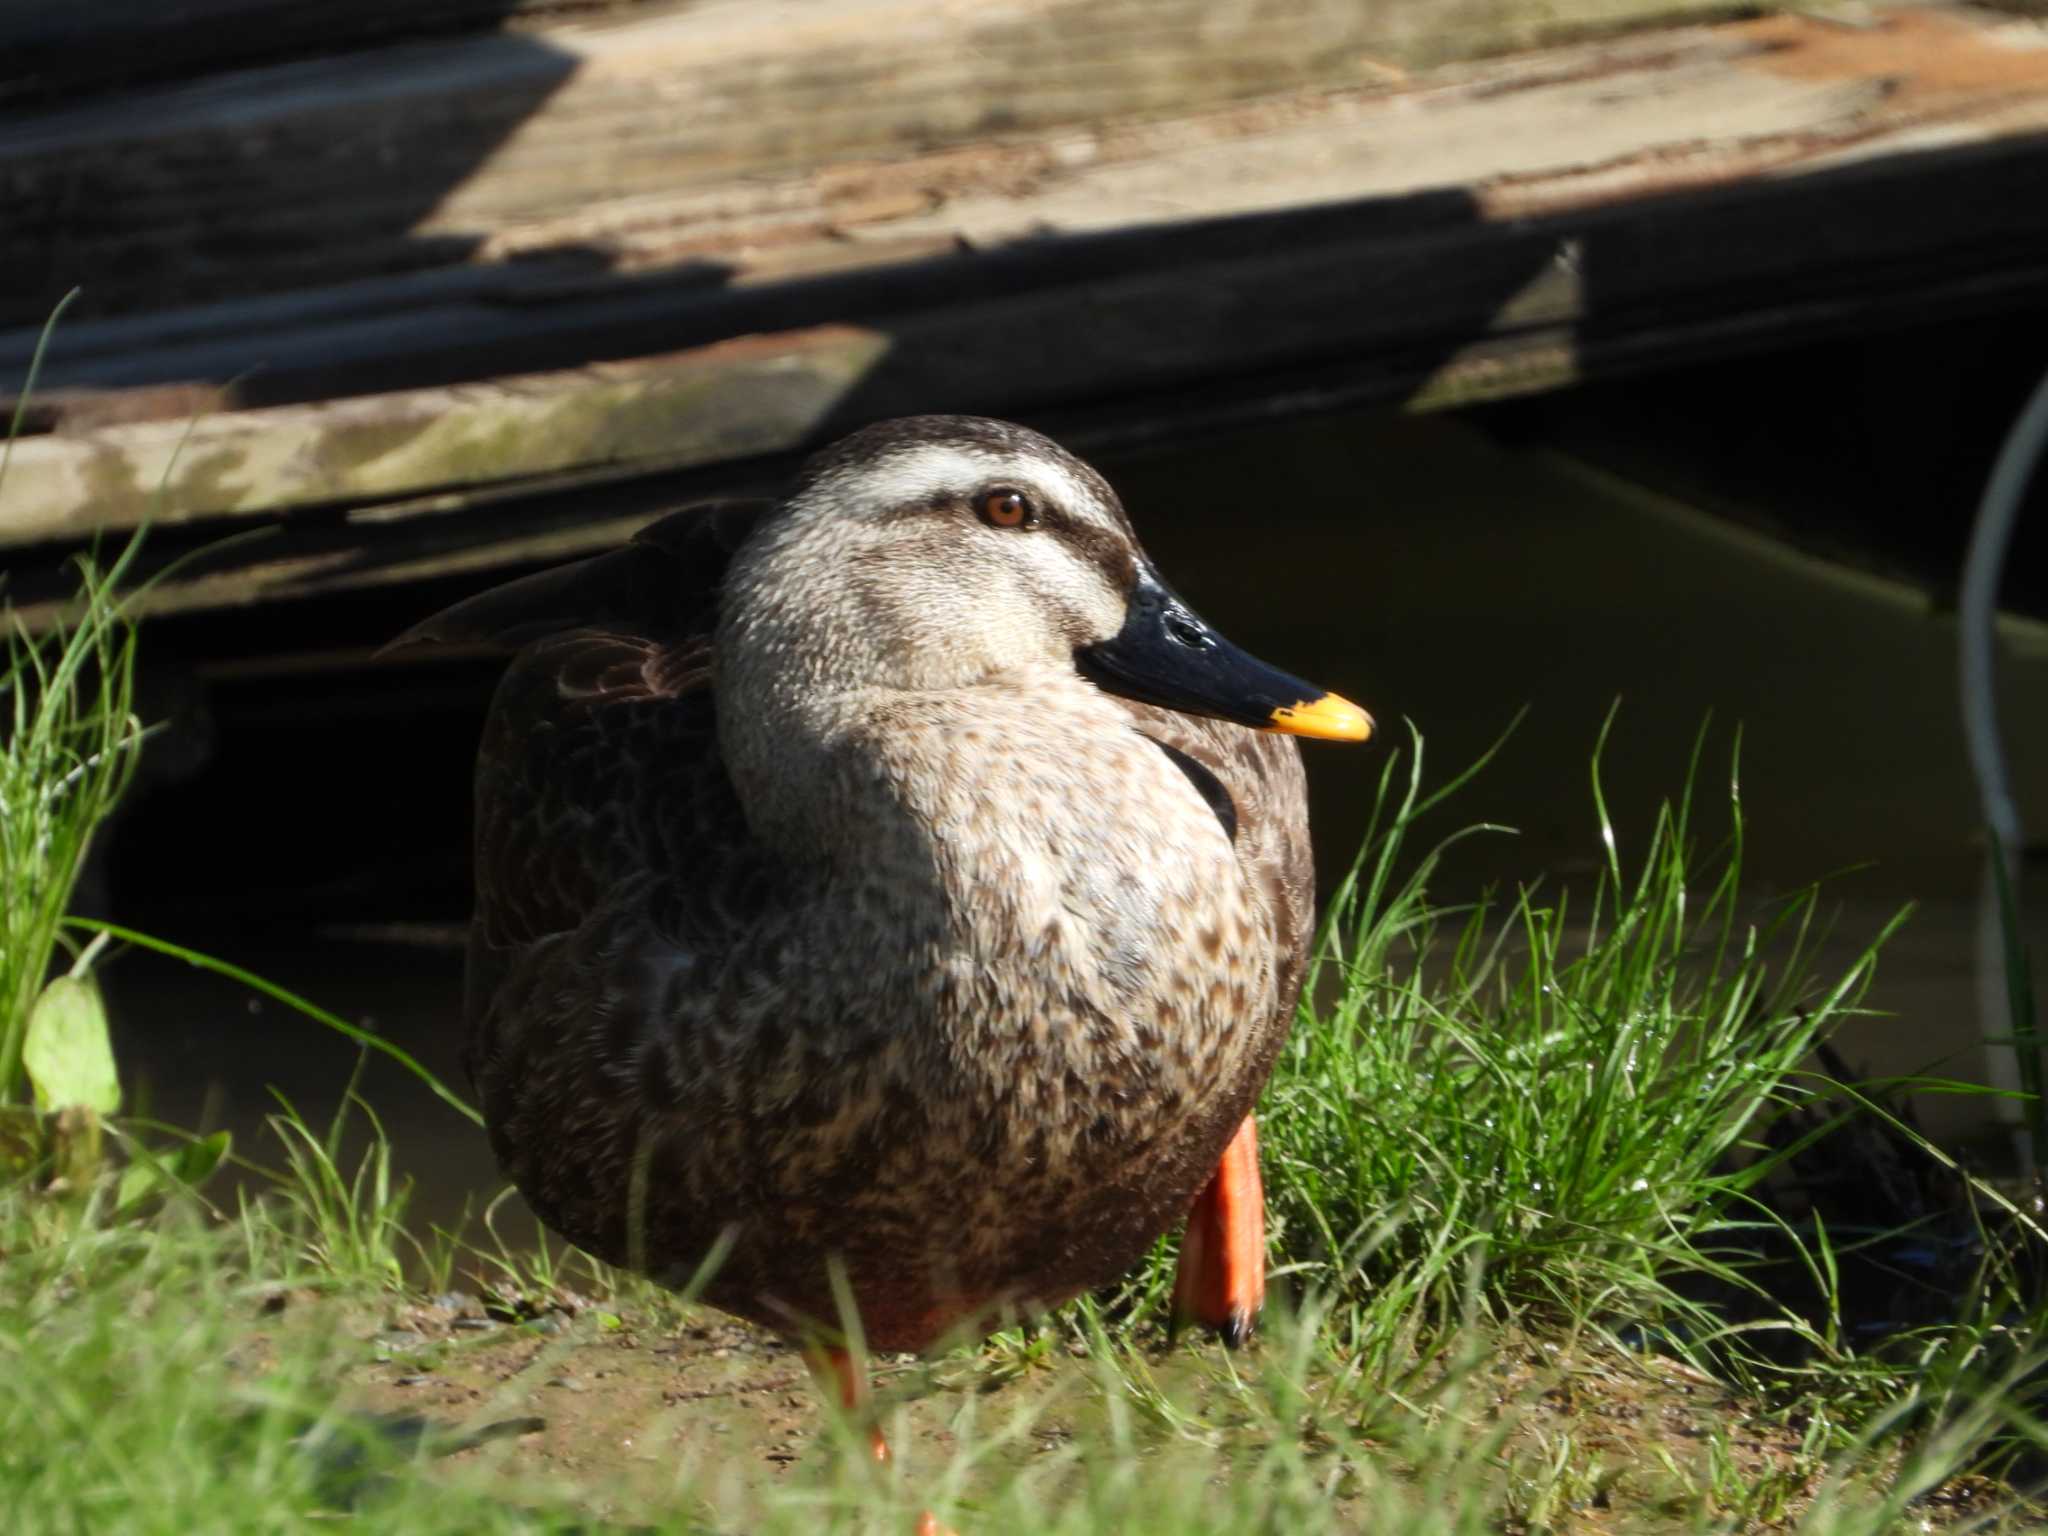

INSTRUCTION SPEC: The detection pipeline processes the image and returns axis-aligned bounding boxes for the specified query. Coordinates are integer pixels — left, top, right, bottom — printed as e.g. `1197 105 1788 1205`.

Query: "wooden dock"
4 1 2048 621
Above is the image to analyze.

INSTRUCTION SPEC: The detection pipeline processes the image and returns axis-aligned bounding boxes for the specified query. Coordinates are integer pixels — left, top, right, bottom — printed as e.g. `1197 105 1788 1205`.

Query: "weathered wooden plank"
9 9 2042 406
0 327 884 540
10 249 2036 628
2 4 2045 612
8 106 2048 565
0 0 1812 324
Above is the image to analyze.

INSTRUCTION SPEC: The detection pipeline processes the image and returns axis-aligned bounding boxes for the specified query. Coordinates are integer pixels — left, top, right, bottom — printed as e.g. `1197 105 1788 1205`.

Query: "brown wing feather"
388 502 770 1093
383 500 765 657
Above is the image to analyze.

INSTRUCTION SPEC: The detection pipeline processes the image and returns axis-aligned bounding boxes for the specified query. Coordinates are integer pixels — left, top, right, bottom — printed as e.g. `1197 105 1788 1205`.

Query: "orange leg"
808 1343 892 1466
805 1345 957 1535
1171 1114 1266 1347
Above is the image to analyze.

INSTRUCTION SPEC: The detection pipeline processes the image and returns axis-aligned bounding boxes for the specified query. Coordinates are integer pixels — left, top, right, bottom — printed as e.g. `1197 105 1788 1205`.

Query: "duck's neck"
718 640 1110 870
713 514 1067 865
715 680 905 866
712 599 974 870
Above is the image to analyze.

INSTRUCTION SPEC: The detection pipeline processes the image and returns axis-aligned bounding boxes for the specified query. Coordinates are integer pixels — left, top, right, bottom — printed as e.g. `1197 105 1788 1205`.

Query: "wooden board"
5 5 2048 618
0 327 886 536
0 0 1780 326
0 0 1751 114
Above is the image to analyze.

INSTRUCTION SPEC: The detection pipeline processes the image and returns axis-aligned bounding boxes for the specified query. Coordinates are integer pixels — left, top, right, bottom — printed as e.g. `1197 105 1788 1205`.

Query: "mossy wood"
4 4 2048 617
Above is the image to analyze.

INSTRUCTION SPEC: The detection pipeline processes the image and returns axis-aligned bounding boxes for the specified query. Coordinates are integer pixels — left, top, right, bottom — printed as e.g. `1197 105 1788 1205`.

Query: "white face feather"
724 435 1141 702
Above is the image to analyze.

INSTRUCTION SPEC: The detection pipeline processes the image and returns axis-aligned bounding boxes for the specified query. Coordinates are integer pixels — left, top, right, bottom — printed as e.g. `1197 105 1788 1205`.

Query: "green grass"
1261 719 1904 1367
0 531 145 1109
1 295 126 1097
30 1106 2045 1536
2 1141 2043 1535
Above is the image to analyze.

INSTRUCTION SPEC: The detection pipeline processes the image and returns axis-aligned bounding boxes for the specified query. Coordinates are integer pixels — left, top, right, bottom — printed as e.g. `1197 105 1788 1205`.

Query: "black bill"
1076 572 1372 742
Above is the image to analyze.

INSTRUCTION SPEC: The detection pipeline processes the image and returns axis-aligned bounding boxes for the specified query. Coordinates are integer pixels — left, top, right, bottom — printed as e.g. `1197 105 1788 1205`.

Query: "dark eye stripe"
873 483 1137 590
1056 518 1138 591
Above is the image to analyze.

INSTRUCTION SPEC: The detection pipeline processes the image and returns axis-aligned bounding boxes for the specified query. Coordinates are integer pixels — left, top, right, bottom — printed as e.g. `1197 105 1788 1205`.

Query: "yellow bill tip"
1268 692 1374 743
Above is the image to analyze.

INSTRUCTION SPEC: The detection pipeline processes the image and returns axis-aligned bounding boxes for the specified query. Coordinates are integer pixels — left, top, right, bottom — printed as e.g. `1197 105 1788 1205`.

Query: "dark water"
95 405 2048 1232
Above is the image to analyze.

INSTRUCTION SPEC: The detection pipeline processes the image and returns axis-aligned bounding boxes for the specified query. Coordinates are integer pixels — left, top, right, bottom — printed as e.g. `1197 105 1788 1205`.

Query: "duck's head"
719 415 1371 743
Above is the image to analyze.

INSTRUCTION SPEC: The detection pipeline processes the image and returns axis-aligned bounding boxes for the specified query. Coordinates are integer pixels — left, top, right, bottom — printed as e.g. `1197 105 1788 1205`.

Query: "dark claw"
1218 1307 1255 1350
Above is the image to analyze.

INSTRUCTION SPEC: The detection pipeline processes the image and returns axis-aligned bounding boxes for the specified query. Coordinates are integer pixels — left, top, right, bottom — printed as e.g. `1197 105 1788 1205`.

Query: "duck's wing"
389 500 771 1051
383 500 765 658
1121 706 1315 1018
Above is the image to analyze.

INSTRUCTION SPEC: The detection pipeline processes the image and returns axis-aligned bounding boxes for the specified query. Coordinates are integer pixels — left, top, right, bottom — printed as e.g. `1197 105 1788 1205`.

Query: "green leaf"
23 975 120 1115
173 1128 231 1185
117 1131 232 1213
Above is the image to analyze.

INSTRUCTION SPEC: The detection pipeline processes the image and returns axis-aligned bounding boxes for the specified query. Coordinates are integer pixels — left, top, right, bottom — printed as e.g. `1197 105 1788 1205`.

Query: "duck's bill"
1076 575 1373 743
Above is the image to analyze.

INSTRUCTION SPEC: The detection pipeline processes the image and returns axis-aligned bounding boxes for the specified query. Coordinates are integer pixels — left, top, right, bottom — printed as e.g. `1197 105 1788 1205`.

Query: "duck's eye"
979 488 1038 530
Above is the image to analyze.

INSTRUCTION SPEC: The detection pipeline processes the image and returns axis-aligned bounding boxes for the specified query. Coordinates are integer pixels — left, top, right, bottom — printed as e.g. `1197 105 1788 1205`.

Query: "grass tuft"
0 548 146 1106
1260 720 1905 1369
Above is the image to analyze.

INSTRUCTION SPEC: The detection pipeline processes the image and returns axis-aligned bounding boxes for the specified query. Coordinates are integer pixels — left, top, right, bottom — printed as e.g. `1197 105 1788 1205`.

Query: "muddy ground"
223 1282 2002 1533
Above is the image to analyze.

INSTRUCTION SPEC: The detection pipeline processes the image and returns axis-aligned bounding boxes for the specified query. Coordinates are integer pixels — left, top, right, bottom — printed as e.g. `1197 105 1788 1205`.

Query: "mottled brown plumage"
398 416 1359 1354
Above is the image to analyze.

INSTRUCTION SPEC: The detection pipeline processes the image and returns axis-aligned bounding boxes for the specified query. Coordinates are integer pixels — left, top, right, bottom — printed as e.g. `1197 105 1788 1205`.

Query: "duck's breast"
865 677 1279 1177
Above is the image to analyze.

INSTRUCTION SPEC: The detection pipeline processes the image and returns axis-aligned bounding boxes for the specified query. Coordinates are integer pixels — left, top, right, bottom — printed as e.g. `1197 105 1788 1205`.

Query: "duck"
392 414 1371 1464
